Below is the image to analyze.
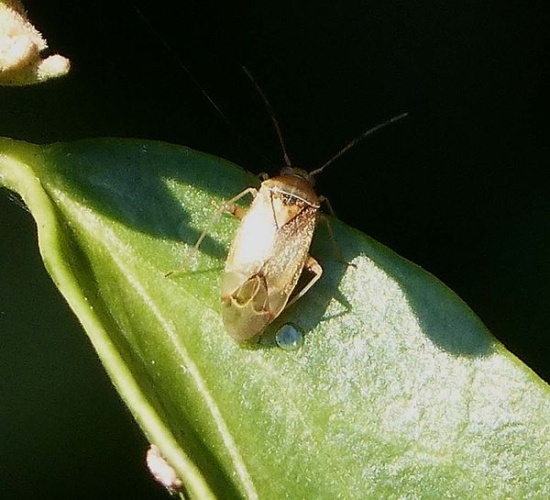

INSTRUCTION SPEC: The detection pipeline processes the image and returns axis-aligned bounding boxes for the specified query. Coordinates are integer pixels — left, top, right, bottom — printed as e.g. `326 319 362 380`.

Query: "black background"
1 1 548 498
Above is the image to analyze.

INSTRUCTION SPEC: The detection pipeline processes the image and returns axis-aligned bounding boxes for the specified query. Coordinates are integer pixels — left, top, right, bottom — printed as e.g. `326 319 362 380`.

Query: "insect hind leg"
286 254 323 308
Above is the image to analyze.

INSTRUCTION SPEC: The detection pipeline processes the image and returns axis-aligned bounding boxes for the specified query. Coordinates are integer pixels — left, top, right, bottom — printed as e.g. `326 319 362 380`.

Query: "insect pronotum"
194 71 407 341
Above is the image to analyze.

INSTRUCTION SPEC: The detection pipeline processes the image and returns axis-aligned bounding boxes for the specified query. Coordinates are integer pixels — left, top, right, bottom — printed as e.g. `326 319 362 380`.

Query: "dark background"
1 0 548 498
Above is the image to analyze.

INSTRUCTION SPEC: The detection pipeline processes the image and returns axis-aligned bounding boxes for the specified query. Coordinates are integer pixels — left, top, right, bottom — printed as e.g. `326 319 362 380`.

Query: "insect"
133 15 407 341
195 73 407 341
218 166 323 341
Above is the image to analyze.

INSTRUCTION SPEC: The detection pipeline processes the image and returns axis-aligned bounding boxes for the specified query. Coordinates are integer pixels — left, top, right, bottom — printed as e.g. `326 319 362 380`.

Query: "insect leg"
319 196 356 267
286 255 323 308
319 195 335 217
166 187 258 277
194 187 258 250
318 214 347 265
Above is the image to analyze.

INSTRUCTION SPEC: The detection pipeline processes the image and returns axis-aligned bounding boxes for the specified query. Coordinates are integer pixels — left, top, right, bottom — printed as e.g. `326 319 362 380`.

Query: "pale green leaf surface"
1 137 549 499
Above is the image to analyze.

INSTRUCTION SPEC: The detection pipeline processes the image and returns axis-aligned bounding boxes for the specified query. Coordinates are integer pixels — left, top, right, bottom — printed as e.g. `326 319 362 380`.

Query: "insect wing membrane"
262 195 317 312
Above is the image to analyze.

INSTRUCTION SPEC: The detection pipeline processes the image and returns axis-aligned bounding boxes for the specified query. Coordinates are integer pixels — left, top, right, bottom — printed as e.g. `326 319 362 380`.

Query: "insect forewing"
221 177 319 340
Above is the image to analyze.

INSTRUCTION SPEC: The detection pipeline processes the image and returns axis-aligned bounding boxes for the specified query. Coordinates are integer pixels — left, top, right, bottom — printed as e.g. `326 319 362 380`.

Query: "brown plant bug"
194 70 407 341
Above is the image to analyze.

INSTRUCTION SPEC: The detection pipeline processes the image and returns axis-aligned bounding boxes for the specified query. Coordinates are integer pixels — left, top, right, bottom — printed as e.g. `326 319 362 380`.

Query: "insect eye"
280 166 294 176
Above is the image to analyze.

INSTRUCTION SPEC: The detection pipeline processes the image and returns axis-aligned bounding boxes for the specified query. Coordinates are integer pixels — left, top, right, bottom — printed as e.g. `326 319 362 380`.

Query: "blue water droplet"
275 323 304 351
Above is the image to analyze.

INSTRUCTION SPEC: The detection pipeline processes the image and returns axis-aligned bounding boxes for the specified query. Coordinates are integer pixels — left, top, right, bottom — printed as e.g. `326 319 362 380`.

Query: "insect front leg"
194 187 258 250
166 187 258 277
286 254 323 308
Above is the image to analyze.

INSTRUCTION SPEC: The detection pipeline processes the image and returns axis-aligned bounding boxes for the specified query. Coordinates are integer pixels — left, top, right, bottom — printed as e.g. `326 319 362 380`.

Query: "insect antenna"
132 6 276 169
241 66 293 168
133 6 230 128
309 112 409 177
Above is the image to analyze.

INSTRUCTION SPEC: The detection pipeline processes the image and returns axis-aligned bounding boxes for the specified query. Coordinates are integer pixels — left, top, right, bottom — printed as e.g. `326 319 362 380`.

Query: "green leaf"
1 137 549 498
